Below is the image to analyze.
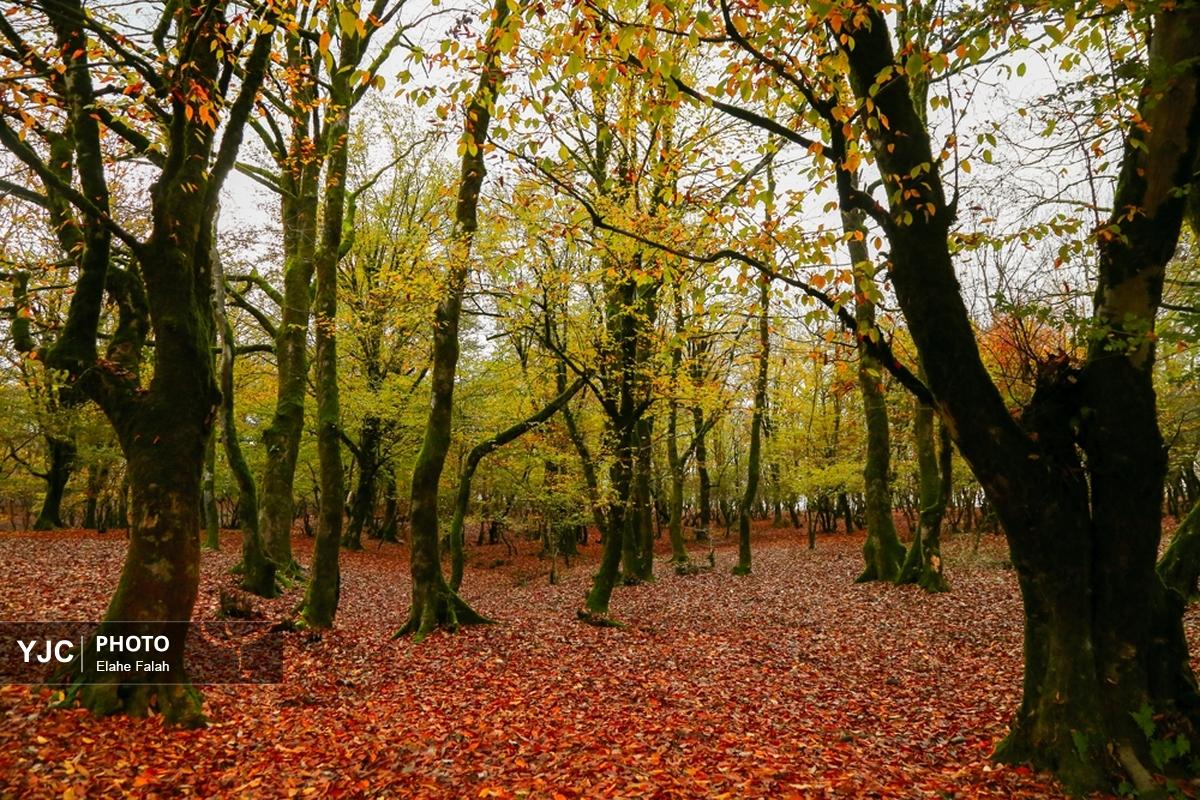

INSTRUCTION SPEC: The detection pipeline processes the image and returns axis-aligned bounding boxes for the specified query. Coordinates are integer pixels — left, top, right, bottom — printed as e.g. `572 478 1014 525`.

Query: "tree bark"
840 5 1200 790
898 401 950 592
399 0 510 640
734 277 770 575
843 201 904 583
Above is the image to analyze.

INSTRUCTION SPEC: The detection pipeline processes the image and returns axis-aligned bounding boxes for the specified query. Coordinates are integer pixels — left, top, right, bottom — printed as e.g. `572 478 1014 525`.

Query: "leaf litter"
0 524 1138 798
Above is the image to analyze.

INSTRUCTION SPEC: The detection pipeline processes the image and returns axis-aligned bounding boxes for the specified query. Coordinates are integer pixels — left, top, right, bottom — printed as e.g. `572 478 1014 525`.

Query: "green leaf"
904 52 923 78
1131 703 1155 738
339 8 357 37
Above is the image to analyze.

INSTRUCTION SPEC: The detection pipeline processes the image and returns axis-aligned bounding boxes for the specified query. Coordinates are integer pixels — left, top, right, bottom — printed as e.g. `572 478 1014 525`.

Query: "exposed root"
56 679 206 729
576 608 626 628
395 586 493 643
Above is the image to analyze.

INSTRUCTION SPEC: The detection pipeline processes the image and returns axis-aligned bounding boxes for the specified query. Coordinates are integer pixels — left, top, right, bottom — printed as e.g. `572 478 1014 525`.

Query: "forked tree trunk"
840 6 1200 791
29 0 273 724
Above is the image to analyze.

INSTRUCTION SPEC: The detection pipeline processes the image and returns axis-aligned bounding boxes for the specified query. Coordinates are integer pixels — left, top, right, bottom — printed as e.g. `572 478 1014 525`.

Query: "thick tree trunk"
71 433 207 726
840 5 1200 791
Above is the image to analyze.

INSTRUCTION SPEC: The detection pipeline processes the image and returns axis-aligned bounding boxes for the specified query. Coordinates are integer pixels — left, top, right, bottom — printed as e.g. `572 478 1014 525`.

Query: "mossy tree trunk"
844 202 904 583
898 396 950 592
257 183 318 574
0 0 273 724
632 415 656 581
252 22 325 577
733 277 770 576
300 8 380 629
584 266 648 615
836 6 1200 791
399 0 511 641
212 228 274 597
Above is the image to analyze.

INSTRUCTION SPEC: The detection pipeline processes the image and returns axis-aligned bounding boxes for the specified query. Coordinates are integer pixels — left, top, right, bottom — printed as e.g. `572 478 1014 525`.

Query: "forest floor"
0 522 1153 798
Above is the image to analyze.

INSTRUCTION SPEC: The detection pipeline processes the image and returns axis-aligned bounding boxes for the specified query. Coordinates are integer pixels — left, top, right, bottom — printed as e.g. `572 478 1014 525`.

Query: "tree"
566 0 1200 789
399 0 514 641
0 0 274 723
733 275 770 575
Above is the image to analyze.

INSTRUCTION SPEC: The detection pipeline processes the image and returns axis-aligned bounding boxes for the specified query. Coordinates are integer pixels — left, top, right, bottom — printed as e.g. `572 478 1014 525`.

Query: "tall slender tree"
399 0 514 640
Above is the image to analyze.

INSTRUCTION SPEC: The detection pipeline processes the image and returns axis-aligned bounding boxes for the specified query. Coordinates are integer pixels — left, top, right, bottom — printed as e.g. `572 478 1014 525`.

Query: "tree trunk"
1159 497 1200 601
257 173 319 576
840 6 1200 790
898 403 950 592
343 415 382 550
201 426 220 549
691 404 711 542
581 418 632 624
300 31 360 627
666 389 688 564
399 0 509 640
448 377 586 590
632 415 656 581
33 435 75 530
70 432 207 726
734 278 770 575
213 244 275 598
845 203 904 582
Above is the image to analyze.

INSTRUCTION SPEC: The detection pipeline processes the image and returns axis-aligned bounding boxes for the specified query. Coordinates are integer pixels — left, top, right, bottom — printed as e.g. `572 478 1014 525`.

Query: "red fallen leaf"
0 527 1085 798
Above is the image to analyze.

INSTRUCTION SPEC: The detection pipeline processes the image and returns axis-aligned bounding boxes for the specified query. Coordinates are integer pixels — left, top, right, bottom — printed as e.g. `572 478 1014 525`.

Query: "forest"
1 0 1200 796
